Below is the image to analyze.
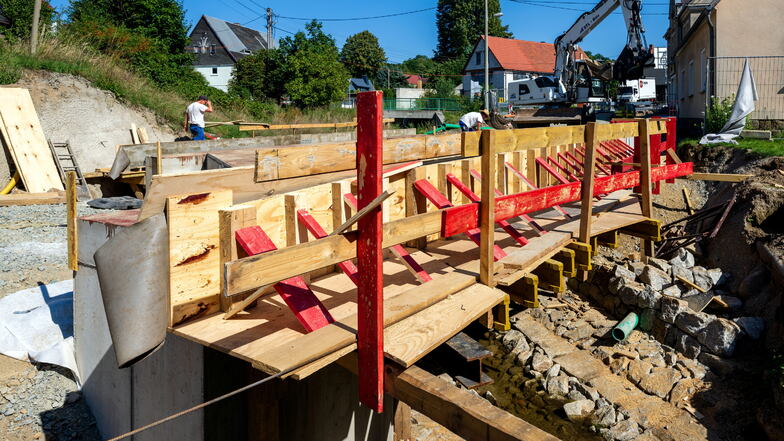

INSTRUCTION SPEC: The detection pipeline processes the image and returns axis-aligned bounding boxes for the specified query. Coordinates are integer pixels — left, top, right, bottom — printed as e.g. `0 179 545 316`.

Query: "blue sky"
50 0 671 67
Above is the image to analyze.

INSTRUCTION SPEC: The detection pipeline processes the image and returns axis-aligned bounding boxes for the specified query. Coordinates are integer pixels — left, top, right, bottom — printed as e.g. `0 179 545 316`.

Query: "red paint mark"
177 193 210 205
175 245 215 266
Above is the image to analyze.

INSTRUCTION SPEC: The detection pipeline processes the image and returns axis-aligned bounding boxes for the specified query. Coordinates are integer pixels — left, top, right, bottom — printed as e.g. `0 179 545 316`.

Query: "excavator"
507 0 654 108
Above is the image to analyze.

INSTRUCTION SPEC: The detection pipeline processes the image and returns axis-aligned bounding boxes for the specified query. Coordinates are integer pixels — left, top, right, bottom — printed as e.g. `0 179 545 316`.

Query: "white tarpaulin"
0 280 79 382
701 59 758 144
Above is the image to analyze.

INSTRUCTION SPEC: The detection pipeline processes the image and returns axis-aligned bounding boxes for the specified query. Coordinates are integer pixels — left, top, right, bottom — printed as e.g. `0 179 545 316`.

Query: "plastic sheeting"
701 59 758 145
0 280 80 382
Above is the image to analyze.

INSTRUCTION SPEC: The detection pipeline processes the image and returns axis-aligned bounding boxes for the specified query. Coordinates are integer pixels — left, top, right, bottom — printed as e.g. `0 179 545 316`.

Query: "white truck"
617 79 656 103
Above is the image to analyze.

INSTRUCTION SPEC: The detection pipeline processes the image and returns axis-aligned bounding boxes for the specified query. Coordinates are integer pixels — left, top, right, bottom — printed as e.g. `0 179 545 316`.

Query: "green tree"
229 49 285 101
68 0 189 57
401 55 437 76
584 50 612 62
374 63 409 91
340 30 386 79
435 0 511 61
0 0 56 40
279 21 349 107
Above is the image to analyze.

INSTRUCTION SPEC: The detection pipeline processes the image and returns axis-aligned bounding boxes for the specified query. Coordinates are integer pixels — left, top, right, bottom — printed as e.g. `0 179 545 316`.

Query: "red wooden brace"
296 209 360 286
235 226 334 333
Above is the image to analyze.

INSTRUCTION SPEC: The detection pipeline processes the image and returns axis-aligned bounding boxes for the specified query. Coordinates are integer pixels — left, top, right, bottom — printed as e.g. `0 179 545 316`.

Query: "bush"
705 95 735 133
0 0 55 40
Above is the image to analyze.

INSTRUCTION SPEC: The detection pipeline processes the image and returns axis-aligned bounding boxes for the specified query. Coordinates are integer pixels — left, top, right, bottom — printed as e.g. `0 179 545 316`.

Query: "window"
534 77 555 88
211 67 218 75
700 49 707 92
475 51 481 66
688 60 695 96
518 84 531 95
210 44 216 56
513 72 527 80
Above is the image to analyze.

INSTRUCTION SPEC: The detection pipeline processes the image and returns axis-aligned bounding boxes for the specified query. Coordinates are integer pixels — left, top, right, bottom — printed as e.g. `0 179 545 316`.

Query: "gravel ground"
0 203 105 298
0 203 116 439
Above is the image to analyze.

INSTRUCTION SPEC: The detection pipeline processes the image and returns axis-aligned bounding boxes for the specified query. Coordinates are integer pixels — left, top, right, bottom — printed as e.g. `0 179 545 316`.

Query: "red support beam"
535 157 571 185
504 162 572 219
546 156 580 182
558 152 584 176
235 226 335 332
469 169 548 233
446 173 528 246
414 179 507 261
575 146 612 175
356 91 384 413
296 209 360 285
343 193 432 284
441 162 693 238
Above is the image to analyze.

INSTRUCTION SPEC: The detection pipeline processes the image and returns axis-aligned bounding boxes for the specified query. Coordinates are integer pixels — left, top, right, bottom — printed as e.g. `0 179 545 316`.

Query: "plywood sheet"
167 190 233 325
0 88 63 192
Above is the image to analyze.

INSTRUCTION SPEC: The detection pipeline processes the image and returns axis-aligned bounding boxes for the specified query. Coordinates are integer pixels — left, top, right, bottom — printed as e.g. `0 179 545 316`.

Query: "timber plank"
0 192 65 206
0 88 63 192
167 190 233 326
384 284 505 367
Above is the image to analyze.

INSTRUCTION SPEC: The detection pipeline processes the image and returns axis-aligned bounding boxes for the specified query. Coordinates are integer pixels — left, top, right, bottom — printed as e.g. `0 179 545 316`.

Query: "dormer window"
210 44 216 55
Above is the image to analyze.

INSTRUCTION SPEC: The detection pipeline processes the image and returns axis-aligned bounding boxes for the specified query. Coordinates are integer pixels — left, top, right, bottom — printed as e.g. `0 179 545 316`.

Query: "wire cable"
276 7 437 22
106 366 296 441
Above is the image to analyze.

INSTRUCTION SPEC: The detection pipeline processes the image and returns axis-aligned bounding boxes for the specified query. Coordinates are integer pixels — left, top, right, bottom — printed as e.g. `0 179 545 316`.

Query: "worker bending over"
184 95 213 140
458 109 489 132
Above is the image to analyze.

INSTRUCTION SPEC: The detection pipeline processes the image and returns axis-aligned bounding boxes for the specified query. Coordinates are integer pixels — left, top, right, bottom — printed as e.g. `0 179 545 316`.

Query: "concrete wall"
194 65 234 92
74 218 204 441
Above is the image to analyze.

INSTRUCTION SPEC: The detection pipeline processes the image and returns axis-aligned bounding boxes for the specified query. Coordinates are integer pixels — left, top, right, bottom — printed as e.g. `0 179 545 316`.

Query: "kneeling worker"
184 95 213 140
458 109 490 132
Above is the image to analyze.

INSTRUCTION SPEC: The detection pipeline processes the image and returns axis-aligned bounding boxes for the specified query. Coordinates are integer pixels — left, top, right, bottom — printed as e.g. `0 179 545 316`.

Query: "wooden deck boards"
172 189 647 378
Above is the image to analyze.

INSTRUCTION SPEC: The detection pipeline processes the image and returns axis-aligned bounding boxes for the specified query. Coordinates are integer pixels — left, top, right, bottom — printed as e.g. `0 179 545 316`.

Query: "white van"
507 76 565 106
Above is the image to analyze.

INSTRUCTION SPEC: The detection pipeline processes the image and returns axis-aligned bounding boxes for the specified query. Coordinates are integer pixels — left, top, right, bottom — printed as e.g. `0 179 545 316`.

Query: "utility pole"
483 0 490 111
266 8 274 49
31 0 41 54
386 67 390 89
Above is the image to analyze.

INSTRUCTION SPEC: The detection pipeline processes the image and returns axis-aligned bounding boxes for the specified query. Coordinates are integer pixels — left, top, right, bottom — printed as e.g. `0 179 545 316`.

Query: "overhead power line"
507 0 668 15
276 7 437 22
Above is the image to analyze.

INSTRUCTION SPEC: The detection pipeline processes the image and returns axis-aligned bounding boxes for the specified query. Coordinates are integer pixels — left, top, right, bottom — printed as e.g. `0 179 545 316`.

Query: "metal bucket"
94 213 169 368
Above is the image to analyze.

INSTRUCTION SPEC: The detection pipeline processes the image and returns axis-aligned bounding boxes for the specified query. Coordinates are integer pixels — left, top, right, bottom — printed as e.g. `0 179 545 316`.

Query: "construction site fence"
382 97 462 112
708 55 784 121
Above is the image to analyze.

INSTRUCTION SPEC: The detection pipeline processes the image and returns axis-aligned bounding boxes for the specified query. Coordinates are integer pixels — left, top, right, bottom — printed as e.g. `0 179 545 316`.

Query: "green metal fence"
383 98 461 111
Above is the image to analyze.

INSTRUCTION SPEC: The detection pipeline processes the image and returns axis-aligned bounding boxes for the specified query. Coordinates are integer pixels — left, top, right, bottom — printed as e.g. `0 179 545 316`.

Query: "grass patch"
0 37 359 137
680 137 784 157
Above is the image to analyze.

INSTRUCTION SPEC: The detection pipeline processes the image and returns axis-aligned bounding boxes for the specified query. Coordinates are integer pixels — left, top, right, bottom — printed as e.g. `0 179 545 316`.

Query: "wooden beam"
394 401 412 441
577 122 599 282
479 130 497 287
0 192 65 206
254 134 461 183
638 119 654 259
533 259 564 294
388 365 561 441
356 91 385 413
685 172 753 182
66 172 77 272
504 274 539 308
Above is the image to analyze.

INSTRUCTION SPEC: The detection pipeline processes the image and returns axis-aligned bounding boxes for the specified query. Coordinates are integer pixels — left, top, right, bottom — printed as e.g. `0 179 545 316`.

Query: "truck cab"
507 76 565 107
617 79 656 103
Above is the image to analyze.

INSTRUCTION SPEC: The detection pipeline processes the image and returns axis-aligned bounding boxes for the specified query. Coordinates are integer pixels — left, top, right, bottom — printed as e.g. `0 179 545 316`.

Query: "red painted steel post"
664 117 677 183
356 90 384 413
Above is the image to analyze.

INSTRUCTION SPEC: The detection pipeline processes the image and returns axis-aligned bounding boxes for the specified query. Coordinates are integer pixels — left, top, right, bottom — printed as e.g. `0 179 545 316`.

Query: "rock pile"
576 248 764 360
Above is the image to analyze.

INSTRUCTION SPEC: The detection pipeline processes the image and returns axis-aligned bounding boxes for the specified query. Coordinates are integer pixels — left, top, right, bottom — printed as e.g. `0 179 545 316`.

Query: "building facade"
188 15 273 92
665 0 784 130
462 36 587 103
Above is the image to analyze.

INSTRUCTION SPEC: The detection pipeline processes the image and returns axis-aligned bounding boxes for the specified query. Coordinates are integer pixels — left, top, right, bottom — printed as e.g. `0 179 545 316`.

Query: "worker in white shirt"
184 95 214 140
458 109 490 132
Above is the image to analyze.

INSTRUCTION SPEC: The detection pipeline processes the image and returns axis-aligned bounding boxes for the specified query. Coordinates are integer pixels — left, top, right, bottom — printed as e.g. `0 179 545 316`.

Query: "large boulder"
699 318 741 356
669 248 695 269
640 265 671 291
639 367 682 398
502 330 530 355
734 316 765 340
563 399 595 422
619 281 646 306
675 310 711 337
607 420 641 441
648 257 672 274
676 332 702 359
691 266 714 291
739 264 770 299
659 296 689 324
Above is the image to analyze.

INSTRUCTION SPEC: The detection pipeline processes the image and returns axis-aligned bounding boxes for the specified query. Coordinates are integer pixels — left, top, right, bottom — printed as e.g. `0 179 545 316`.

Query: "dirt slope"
2 70 176 179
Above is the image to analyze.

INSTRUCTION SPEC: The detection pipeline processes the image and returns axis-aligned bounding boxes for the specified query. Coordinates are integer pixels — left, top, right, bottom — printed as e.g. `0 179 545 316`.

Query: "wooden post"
155 141 163 175
356 90 384 413
218 205 257 311
479 130 497 287
577 123 599 282
393 400 412 441
638 119 654 259
66 171 77 272
30 0 41 54
405 167 427 248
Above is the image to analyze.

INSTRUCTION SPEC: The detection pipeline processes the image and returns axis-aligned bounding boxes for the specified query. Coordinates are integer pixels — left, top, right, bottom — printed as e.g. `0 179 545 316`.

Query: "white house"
462 36 588 102
188 15 274 92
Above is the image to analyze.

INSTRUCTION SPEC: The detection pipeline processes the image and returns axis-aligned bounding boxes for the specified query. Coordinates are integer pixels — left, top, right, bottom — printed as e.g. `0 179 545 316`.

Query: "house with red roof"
462 36 587 102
